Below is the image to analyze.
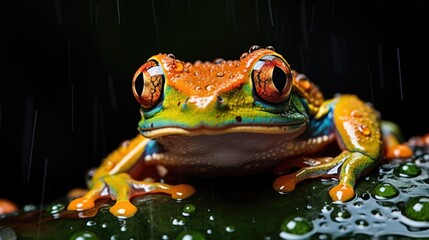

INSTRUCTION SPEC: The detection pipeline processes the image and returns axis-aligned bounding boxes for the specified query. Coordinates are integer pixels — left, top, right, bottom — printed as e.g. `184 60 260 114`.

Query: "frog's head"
132 46 317 139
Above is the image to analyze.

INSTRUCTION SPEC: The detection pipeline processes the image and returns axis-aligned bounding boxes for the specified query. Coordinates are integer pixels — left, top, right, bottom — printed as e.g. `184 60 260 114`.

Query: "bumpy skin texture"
67 46 412 218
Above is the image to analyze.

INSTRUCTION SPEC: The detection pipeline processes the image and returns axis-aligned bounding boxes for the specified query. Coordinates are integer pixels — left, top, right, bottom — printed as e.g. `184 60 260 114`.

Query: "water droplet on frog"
216 72 225 77
240 52 248 60
184 68 189 73
351 110 362 118
194 71 199 76
266 45 275 51
358 124 371 135
175 74 182 78
167 53 175 59
195 86 202 91
206 85 214 91
174 60 184 73
249 45 261 53
214 58 225 64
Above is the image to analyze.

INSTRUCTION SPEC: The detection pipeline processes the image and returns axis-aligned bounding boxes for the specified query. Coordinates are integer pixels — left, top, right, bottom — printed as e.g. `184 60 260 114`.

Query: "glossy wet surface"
1 147 429 239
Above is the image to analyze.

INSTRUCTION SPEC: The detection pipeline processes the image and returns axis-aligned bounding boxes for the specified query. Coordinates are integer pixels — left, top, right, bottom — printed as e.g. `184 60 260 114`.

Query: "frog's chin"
140 124 306 139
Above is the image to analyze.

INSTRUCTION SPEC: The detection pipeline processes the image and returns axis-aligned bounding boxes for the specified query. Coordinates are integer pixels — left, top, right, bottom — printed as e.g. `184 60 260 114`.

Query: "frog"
67 45 413 218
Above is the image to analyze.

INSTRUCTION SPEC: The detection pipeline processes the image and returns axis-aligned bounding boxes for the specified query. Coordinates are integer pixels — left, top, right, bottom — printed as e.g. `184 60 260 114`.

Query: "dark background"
1 0 428 207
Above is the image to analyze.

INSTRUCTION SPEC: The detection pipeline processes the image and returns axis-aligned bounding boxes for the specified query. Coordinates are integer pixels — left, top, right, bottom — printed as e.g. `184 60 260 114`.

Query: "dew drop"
167 53 175 59
46 203 65 214
266 45 275 51
372 182 399 199
176 230 206 240
240 52 248 60
355 219 369 228
331 209 351 222
225 225 235 233
394 162 421 177
358 124 371 135
216 72 225 77
214 58 225 64
182 204 196 217
69 230 99 240
172 216 186 226
402 196 429 221
86 220 96 227
249 45 261 53
174 60 184 73
280 216 313 235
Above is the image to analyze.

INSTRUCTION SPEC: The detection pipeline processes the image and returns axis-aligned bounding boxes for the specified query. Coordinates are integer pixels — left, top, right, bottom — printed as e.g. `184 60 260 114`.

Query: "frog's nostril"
216 95 224 103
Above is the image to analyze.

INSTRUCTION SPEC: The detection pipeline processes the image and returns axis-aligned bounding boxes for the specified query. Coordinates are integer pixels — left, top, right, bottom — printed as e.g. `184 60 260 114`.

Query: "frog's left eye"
132 60 164 109
251 56 292 104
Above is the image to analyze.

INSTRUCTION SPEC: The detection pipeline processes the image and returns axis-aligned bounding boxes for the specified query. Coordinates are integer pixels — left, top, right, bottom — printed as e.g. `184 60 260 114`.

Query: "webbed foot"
67 173 195 218
274 150 375 202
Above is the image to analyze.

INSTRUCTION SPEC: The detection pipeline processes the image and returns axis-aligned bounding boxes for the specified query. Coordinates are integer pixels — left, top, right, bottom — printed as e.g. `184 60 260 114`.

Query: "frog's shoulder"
291 70 324 115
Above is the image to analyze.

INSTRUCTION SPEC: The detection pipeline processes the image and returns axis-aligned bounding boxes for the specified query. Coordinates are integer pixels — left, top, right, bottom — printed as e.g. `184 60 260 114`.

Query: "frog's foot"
274 150 376 202
67 173 195 218
383 133 413 159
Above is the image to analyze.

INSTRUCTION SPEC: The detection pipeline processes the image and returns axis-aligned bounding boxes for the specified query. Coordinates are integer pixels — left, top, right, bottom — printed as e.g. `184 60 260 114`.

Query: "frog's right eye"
132 60 165 109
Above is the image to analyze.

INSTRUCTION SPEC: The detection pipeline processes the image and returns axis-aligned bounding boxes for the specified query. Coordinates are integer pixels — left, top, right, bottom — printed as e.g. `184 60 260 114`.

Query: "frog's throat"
140 123 307 139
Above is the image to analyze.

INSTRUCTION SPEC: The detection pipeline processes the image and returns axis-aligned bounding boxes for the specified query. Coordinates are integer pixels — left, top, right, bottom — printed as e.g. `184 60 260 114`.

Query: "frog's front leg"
274 95 383 202
67 134 195 218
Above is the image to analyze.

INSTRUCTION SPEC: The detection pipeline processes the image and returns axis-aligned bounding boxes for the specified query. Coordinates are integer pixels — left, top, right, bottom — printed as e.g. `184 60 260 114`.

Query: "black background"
1 0 428 207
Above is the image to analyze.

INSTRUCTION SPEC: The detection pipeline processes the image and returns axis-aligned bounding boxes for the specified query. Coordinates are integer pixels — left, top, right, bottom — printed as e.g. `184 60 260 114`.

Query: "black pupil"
135 72 144 96
272 66 287 92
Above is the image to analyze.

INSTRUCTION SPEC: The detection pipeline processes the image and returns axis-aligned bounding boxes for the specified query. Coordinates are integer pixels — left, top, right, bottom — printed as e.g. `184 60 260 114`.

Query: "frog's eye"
251 56 292 104
132 60 164 109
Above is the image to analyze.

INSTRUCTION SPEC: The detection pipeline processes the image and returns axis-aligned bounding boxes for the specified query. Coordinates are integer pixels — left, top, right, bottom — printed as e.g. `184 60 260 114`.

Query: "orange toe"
170 184 196 200
386 144 413 159
329 184 355 202
67 197 95 211
109 200 137 218
273 175 297 193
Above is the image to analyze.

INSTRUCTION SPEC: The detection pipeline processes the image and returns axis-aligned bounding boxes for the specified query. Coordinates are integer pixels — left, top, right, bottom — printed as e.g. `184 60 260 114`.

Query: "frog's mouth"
139 122 307 139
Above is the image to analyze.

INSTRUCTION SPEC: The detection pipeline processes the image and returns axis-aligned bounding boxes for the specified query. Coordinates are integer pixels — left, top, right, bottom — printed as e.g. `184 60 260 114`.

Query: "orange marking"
168 184 196 200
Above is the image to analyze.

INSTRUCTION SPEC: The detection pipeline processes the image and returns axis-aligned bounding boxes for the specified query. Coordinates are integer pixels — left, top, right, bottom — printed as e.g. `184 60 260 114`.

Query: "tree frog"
67 45 412 218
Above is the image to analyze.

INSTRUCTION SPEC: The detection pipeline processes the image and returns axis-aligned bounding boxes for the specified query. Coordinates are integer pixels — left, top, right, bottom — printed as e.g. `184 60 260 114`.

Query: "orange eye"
132 60 164 109
251 56 292 104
